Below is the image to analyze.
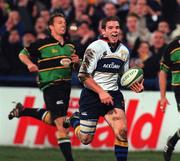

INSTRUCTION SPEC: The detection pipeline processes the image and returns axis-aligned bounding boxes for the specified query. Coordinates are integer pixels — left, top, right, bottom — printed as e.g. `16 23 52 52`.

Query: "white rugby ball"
120 67 143 88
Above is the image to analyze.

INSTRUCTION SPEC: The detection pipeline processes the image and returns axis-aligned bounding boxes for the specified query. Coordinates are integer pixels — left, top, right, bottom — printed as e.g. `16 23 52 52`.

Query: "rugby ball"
120 67 143 88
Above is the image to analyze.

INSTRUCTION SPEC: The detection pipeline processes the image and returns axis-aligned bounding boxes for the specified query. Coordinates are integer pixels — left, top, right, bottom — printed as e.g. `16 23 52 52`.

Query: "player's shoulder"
29 36 54 49
118 42 130 56
87 39 106 51
65 40 76 49
166 37 180 53
89 39 106 46
168 37 180 47
119 43 129 52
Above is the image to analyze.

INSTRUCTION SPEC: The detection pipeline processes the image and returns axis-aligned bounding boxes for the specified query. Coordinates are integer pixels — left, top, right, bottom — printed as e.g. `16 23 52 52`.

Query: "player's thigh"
79 88 101 135
174 89 180 111
105 108 127 135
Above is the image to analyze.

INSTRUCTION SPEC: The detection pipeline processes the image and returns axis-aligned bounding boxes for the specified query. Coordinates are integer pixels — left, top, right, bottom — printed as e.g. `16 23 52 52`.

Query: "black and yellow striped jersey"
20 36 76 90
160 37 180 89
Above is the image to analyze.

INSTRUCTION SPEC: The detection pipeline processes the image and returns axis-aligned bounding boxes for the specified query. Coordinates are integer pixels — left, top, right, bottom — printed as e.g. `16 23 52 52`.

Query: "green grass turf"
0 146 180 161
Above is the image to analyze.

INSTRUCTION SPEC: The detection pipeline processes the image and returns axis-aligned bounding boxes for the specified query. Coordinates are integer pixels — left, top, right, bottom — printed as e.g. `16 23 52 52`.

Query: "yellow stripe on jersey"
38 42 59 50
67 43 75 48
170 47 180 54
172 70 180 73
160 62 170 69
172 83 180 86
39 66 70 72
38 56 69 63
173 61 180 64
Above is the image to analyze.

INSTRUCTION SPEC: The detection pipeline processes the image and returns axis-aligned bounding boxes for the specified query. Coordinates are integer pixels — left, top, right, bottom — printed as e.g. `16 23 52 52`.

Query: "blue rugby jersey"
79 39 130 91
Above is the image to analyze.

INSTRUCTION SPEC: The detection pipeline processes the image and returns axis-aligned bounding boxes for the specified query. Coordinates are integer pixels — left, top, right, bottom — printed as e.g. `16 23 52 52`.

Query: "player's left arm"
122 48 144 93
68 43 80 71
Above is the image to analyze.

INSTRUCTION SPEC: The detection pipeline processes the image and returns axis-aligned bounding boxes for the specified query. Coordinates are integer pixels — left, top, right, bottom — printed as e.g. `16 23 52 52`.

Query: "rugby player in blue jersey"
64 16 144 161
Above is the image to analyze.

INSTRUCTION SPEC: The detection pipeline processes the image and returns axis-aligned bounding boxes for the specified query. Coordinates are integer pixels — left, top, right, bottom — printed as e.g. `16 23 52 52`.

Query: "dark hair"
127 13 140 19
101 16 120 29
48 12 65 26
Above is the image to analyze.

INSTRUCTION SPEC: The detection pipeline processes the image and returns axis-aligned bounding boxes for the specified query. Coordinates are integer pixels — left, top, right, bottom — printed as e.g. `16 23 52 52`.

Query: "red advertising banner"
0 87 180 151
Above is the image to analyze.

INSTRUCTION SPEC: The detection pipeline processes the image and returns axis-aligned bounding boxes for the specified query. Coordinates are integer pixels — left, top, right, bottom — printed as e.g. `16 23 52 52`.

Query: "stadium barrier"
0 87 180 151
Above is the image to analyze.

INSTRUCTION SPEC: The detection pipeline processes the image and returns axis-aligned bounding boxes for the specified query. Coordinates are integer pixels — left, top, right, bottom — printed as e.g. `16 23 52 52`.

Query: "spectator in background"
40 9 50 24
22 31 36 47
150 30 166 60
147 0 162 17
131 0 161 32
170 0 180 39
49 0 61 13
103 2 117 17
161 0 178 30
58 0 75 24
136 30 166 90
116 0 129 27
157 20 172 43
34 16 48 38
73 0 95 24
0 10 24 37
130 41 152 69
73 21 95 59
0 0 10 27
49 0 75 24
130 40 160 90
17 0 34 32
1 29 29 75
125 13 151 51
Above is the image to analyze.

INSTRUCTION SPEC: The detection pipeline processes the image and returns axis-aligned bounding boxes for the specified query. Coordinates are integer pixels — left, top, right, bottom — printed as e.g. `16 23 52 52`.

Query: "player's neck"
52 33 64 45
109 42 119 52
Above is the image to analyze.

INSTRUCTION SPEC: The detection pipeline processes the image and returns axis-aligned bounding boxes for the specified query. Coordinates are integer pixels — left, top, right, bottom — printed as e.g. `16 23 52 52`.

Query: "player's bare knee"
42 111 54 125
80 134 93 145
115 127 127 141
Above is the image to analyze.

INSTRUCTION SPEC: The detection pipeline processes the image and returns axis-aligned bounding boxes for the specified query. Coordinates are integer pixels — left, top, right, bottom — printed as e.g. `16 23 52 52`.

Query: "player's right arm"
78 43 113 105
19 48 38 72
82 76 114 105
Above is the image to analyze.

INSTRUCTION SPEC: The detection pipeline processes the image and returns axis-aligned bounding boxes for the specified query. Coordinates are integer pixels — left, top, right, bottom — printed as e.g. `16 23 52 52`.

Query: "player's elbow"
78 72 90 83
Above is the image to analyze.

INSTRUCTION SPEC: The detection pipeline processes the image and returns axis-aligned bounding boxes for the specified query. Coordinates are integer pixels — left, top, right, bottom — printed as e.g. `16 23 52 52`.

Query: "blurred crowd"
0 0 180 90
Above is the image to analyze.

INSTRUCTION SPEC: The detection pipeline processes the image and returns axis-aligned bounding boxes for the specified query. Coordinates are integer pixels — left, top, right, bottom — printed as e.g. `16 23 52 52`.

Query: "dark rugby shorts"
43 81 71 120
174 88 180 111
79 88 125 120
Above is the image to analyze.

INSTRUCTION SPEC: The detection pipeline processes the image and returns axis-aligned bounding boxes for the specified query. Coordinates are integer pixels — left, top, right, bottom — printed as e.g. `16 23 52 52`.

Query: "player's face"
51 17 66 36
103 21 120 44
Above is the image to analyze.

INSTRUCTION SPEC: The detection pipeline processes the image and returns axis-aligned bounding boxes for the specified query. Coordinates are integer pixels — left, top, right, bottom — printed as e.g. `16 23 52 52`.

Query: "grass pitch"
0 146 180 161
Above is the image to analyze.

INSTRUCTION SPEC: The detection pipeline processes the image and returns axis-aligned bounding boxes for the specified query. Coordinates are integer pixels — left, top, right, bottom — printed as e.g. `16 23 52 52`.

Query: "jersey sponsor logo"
56 100 64 105
60 58 72 67
81 112 88 116
103 62 120 69
51 49 58 53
